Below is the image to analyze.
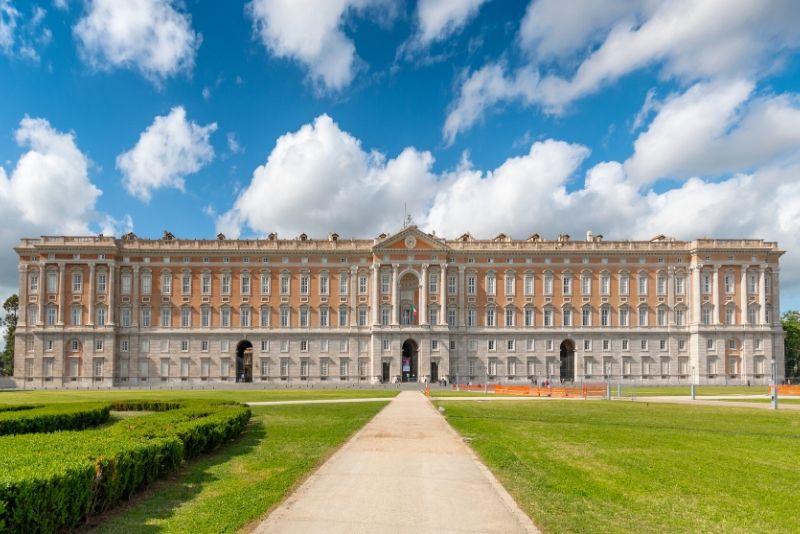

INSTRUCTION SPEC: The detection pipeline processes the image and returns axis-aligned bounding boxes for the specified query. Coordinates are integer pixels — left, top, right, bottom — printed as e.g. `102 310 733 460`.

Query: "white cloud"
0 0 19 53
220 114 800 304
0 117 104 300
117 106 217 202
74 0 200 83
53 0 69 10
625 80 800 184
227 132 242 154
413 0 488 47
246 0 391 91
445 0 800 140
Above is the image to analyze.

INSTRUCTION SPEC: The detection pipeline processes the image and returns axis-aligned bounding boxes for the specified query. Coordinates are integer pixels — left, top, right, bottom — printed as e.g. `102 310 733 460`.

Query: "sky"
1 0 800 312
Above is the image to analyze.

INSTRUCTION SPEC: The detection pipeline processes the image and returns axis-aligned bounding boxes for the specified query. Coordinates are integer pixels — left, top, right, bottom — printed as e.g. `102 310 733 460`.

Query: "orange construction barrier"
771 385 800 396
490 383 607 399
424 386 431 397
452 384 496 392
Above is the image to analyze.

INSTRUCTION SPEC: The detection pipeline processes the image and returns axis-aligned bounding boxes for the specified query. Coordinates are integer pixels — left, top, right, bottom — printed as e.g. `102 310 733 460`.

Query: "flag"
411 304 417 321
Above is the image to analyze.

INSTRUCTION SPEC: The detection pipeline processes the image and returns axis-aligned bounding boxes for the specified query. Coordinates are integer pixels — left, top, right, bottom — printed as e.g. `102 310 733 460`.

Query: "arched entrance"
559 340 575 383
236 340 253 383
402 339 418 382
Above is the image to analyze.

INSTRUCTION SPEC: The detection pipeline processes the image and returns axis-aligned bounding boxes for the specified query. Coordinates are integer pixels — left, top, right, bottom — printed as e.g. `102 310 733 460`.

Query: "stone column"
18 264 27 328
88 263 96 326
758 267 766 325
132 266 140 327
740 266 748 325
691 264 700 325
458 265 466 327
420 264 428 325
371 262 380 325
57 262 66 325
711 266 720 325
667 266 675 326
107 263 116 326
391 264 399 326
440 263 447 325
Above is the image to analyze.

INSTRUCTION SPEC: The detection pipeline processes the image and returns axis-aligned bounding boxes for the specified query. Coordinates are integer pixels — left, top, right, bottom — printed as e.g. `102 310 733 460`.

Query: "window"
659 339 667 351
182 273 191 294
221 307 231 328
448 308 457 327
96 306 106 326
656 273 666 295
619 307 629 327
97 272 107 293
486 273 496 296
241 306 251 327
506 339 516 351
486 307 496 327
467 308 477 327
428 307 438 325
638 307 648 327
583 339 591 351
300 274 309 295
429 273 439 294
747 306 757 325
702 273 712 294
321 339 329 352
505 308 514 327
543 273 553 295
381 273 390 294
581 307 591 327
259 339 268 352
281 273 290 295
71 306 82 326
675 307 685 326
748 274 758 294
638 273 648 295
280 307 290 328
339 273 348 295
657 307 667 326
47 270 58 293
581 274 591 296
524 274 534 296
380 307 389 326
701 306 712 325
707 338 715 350
339 339 349 353
562 307 572 327
641 339 648 351
600 306 610 327
526 339 534 352
431 339 440 351
180 307 190 328
339 307 348 327
281 340 289 352
46 306 56 325
724 274 734 294
504 273 514 296
488 339 496 351
141 273 152 295
755 337 762 350
280 358 289 377
72 272 82 292
725 306 735 325
467 274 476 295
27 305 39 325
93 358 104 379
260 273 270 294
675 275 685 295
600 273 610 295
162 273 172 294
622 339 629 351
448 275 457 295
543 308 553 327
619 273 629 295
358 308 368 326
603 339 610 351
161 307 172 328
728 338 737 350
221 274 231 295
320 359 329 378
524 308 534 327
180 340 189 352
678 339 686 351
383 338 390 351
300 340 309 352
242 274 251 295
319 273 329 295
299 307 309 327
562 274 572 295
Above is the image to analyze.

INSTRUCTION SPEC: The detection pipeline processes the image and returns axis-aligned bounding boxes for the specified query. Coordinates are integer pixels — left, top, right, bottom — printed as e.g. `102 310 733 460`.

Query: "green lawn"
0 387 398 405
86 401 387 533
711 397 800 404
438 400 800 534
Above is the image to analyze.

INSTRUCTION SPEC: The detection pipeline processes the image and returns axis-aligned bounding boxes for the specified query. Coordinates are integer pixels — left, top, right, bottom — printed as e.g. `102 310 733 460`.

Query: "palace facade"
13 226 785 388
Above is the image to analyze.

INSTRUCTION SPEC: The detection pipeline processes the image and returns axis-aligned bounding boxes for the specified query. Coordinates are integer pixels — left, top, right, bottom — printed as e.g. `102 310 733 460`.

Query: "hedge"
0 400 251 532
0 403 111 436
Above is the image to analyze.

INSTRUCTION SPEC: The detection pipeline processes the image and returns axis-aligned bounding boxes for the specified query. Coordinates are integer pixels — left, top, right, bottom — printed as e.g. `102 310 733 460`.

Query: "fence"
453 383 607 399
771 385 800 396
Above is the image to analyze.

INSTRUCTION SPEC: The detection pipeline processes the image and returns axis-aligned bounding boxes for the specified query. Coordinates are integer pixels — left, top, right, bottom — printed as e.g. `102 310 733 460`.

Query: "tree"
1 294 18 376
782 310 800 379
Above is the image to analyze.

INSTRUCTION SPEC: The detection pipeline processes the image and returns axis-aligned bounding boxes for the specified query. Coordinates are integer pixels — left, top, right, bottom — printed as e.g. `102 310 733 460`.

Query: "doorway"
382 361 391 383
402 339 418 382
559 340 575 383
236 340 253 383
430 361 439 383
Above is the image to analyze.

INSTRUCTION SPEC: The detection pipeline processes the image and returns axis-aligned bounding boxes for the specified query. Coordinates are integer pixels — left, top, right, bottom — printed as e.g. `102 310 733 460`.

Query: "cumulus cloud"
117 106 217 202
445 0 800 140
410 0 488 48
74 0 200 83
0 0 19 53
625 80 800 184
0 117 105 300
219 114 800 302
246 0 391 91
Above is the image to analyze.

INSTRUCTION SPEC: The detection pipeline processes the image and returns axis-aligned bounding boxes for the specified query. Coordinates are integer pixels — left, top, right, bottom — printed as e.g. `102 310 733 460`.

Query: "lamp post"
691 365 696 400
771 357 778 410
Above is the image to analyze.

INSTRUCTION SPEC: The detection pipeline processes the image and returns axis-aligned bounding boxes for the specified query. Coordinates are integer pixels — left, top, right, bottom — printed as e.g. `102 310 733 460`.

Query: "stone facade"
12 226 785 388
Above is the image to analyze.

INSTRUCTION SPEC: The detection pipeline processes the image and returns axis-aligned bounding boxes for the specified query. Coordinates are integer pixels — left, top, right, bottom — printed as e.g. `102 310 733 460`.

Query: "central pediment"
373 226 449 252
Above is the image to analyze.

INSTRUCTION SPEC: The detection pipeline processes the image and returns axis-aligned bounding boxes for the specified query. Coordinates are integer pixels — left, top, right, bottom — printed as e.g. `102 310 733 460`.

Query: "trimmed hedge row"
0 400 251 532
0 403 111 436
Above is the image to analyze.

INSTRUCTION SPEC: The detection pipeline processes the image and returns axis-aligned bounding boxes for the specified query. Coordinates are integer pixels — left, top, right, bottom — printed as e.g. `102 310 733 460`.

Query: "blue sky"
1 0 800 310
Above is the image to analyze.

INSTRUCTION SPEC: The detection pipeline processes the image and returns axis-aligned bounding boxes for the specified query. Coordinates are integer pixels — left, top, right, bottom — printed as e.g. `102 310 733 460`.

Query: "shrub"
0 401 250 531
0 403 111 436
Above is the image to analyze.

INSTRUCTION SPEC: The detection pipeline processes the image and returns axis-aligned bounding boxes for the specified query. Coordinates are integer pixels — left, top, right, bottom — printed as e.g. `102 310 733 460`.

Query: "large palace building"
12 226 785 388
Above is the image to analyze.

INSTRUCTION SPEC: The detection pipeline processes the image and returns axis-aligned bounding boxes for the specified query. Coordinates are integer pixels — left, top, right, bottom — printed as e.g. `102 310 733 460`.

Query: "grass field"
0 387 399 405
438 400 800 533
86 401 387 533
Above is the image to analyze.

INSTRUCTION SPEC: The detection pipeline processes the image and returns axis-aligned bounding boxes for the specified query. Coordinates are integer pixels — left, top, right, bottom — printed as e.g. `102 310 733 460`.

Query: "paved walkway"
254 391 538 534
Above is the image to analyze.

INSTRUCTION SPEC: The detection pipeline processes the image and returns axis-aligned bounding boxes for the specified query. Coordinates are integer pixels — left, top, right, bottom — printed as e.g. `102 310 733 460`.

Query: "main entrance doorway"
236 340 253 383
402 339 418 382
430 361 439 383
559 340 575 382
382 361 391 383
